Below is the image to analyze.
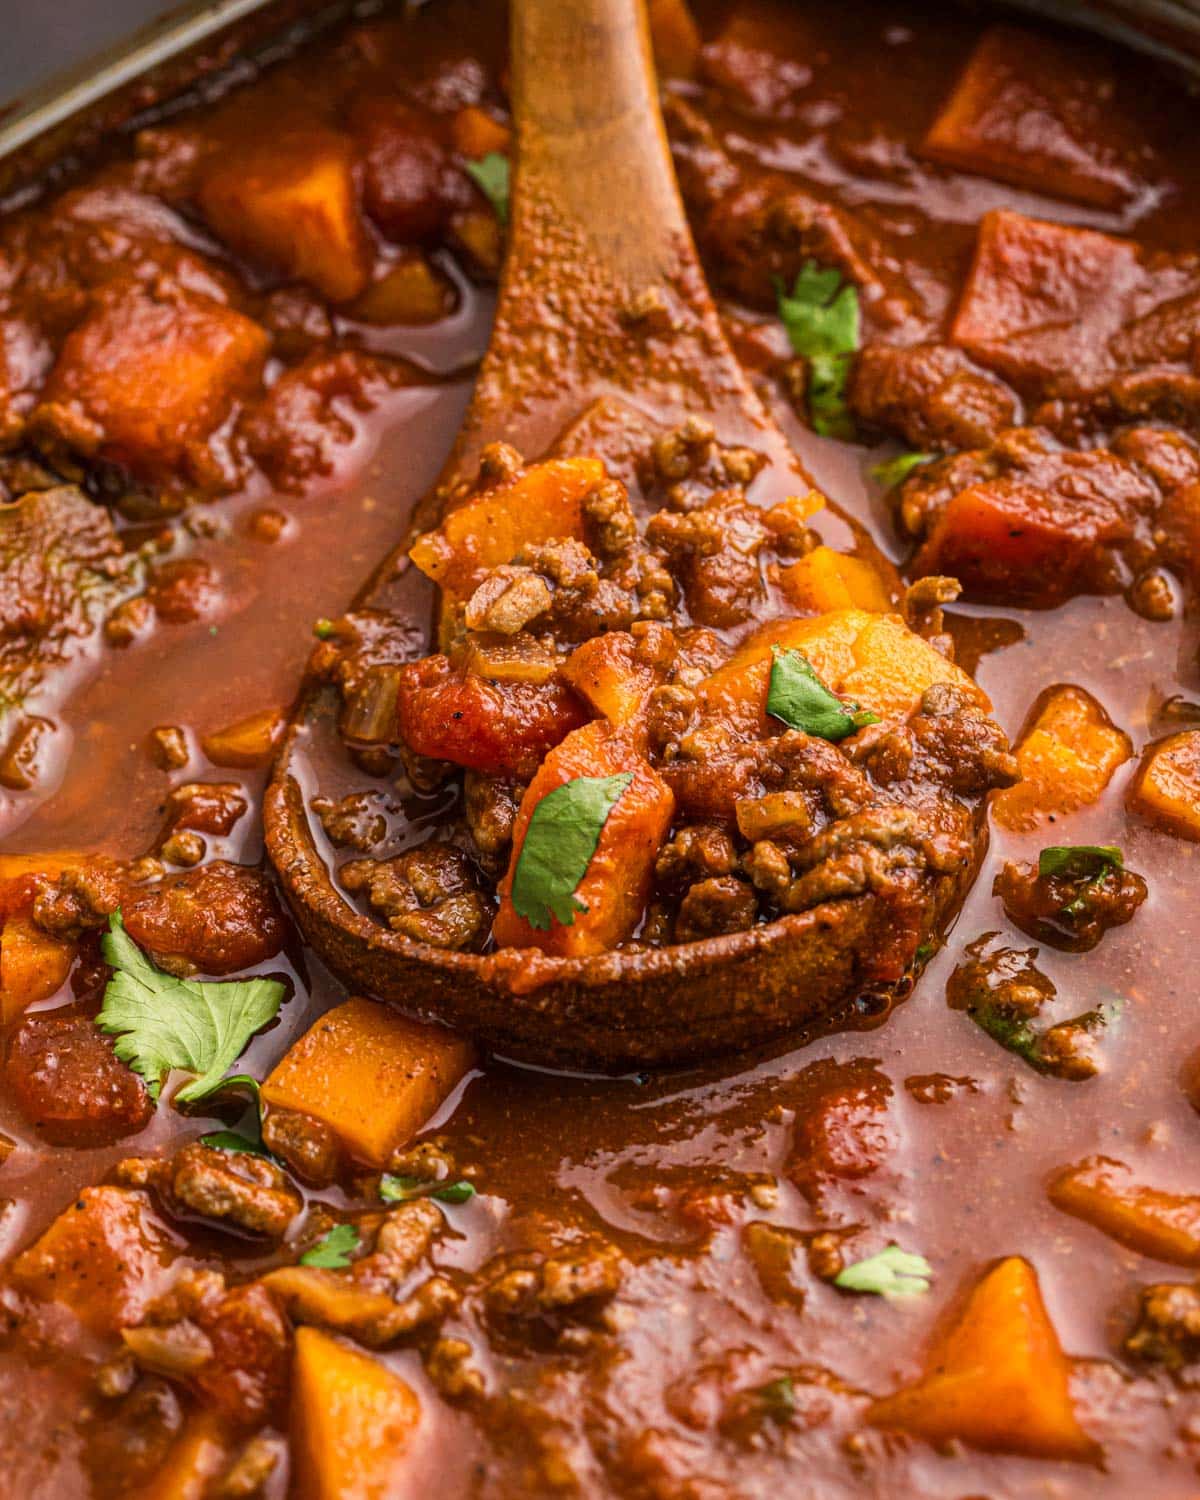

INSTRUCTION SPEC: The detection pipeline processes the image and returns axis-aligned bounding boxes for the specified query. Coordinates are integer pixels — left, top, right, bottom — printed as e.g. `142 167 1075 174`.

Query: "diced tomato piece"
396 655 588 779
5 1010 152 1145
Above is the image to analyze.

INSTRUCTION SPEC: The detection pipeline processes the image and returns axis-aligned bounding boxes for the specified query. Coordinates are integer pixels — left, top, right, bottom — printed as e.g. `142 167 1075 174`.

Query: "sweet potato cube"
649 0 701 77
493 719 675 956
0 913 75 1022
697 610 868 730
779 546 891 615
262 997 475 1169
201 707 285 769
1049 1156 1200 1265
698 608 985 733
950 209 1141 388
451 106 512 160
868 1256 1098 1462
993 685 1131 832
842 614 987 718
1127 730 1200 842
199 129 372 303
139 1411 230 1500
911 479 1114 606
38 283 269 481
10 1186 178 1335
921 27 1138 209
562 633 662 725
292 1327 421 1500
409 456 604 601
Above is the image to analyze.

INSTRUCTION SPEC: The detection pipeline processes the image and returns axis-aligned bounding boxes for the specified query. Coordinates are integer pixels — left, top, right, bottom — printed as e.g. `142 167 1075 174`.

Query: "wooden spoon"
265 0 969 1068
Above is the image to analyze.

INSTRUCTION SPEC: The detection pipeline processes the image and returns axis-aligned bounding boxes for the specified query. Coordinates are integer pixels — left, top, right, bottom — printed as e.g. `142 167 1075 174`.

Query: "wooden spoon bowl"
265 0 983 1069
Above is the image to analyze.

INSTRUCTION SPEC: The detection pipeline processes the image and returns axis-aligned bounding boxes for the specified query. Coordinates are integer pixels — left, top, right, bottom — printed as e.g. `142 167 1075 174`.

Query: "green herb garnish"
1039 845 1124 916
380 1174 476 1205
1038 845 1124 880
299 1223 360 1269
767 647 878 741
511 772 632 930
834 1244 932 1299
777 261 860 439
200 1129 272 1158
313 617 336 640
97 912 284 1104
466 152 510 225
870 451 934 490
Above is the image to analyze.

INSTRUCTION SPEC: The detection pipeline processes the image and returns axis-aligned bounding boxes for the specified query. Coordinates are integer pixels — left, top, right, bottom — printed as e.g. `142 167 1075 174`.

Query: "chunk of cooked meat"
994 855 1148 952
121 1143 303 1240
340 843 490 950
849 343 1021 452
646 490 772 627
1125 1281 1200 1375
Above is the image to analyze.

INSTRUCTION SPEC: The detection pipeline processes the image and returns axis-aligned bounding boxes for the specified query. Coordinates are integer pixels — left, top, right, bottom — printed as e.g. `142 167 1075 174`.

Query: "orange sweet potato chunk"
648 0 701 77
778 546 891 615
1126 730 1200 842
0 854 81 1021
922 26 1139 209
10 1186 178 1335
292 1328 421 1500
1049 1156 1200 1265
950 209 1142 388
993 684 1131 833
409 456 604 601
562 633 662 726
868 1256 1098 1462
493 719 675 957
451 106 512 160
698 608 985 734
262 997 475 1169
199 129 372 303
137 1411 230 1500
0 913 75 1023
38 282 269 482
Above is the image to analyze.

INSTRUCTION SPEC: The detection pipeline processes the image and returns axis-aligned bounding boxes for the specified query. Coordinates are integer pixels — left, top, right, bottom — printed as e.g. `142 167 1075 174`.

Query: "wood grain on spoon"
264 0 922 1069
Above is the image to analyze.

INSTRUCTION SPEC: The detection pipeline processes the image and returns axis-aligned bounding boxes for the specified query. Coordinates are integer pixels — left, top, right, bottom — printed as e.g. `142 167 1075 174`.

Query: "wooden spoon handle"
445 0 804 493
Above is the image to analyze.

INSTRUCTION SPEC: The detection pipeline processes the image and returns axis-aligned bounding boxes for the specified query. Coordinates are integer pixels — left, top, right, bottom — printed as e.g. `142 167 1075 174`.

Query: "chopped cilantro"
870 451 934 490
1039 845 1125 916
200 1128 271 1158
834 1244 932 1298
767 647 878 741
380 1174 476 1205
777 262 860 439
511 772 632 930
97 912 284 1105
466 152 510 224
1038 845 1123 881
313 617 336 640
300 1223 360 1269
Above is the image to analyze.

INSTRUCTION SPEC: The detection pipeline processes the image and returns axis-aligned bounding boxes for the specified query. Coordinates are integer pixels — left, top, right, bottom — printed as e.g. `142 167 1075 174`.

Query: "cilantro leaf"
511 772 632 930
200 1129 272 1158
466 152 510 225
380 1174 476 1205
870 451 934 490
834 1245 932 1299
1038 845 1124 880
300 1223 360 1268
97 912 284 1104
777 262 860 439
767 648 879 741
